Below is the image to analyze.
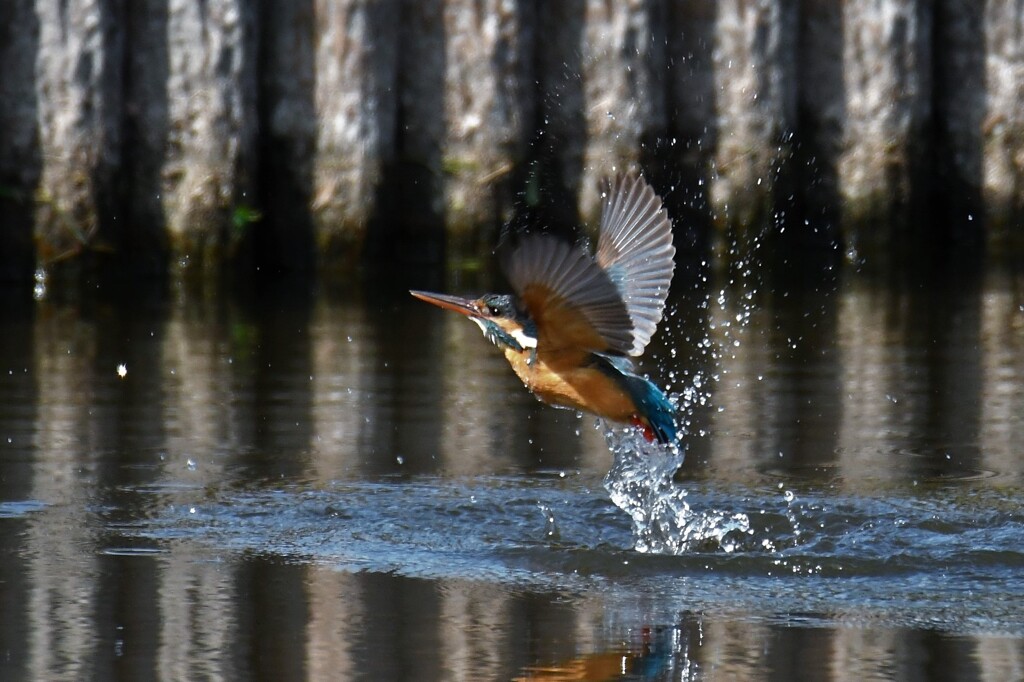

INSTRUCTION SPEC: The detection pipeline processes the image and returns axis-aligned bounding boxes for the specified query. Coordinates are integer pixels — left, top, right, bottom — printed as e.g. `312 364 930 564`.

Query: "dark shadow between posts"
255 0 317 280
928 0 986 280
768 0 844 293
116 2 171 285
0 0 41 293
665 0 717 276
514 0 585 245
369 0 447 279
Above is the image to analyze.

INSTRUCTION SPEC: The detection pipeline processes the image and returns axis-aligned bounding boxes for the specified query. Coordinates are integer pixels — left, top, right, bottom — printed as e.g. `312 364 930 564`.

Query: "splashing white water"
602 425 751 554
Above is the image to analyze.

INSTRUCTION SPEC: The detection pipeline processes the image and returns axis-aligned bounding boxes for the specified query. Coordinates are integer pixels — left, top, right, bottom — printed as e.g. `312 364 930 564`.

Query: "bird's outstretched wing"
596 175 675 357
502 235 634 355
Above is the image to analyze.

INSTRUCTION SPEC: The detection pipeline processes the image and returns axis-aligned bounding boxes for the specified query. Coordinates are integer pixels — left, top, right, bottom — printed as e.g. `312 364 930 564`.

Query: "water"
1 271 1023 680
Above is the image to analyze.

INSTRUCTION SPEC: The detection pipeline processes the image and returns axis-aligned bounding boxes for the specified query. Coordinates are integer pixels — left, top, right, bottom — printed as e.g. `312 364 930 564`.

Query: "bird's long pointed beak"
410 290 479 317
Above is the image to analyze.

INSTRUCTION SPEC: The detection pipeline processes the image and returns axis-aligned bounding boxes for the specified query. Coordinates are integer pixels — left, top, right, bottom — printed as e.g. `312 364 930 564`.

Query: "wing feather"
502 236 634 354
596 175 675 356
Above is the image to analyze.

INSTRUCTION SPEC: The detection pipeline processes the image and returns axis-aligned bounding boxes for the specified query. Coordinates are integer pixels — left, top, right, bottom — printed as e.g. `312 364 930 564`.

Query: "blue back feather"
594 354 677 444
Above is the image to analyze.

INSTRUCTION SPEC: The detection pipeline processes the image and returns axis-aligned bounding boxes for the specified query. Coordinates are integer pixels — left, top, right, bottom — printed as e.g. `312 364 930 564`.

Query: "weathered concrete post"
708 0 797 233
311 0 399 273
839 1 932 259
162 0 259 277
34 0 122 266
983 1 1024 255
439 0 536 261
1 1 1021 285
577 0 668 223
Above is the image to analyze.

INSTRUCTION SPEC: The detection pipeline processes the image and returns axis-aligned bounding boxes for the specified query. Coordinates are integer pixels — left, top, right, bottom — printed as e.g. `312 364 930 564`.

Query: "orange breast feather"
502 346 637 422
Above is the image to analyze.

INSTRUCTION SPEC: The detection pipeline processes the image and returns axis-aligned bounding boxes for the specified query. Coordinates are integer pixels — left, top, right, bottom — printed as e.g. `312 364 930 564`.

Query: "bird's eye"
487 305 500 316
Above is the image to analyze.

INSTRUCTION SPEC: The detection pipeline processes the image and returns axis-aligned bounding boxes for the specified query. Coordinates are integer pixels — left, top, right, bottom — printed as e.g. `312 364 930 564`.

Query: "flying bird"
412 174 677 443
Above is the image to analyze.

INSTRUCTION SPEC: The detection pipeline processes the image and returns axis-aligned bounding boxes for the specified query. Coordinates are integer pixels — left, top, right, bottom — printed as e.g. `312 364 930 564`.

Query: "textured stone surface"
162 0 258 270
33 0 122 263
709 0 796 231
577 0 667 222
312 0 398 266
839 0 932 251
440 0 535 256
0 1 1020 283
983 0 1024 249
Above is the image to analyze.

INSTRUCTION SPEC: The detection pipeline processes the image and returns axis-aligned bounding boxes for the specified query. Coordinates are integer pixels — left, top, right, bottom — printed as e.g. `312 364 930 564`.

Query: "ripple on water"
124 453 1024 635
0 499 48 519
96 398 1020 634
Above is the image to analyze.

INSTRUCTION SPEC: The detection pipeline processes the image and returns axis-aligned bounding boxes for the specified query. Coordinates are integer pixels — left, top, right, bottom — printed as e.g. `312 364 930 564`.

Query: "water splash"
602 425 751 554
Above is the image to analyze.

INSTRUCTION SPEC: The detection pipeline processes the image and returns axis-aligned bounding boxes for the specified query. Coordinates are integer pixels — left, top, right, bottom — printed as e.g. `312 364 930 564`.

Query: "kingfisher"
411 174 677 443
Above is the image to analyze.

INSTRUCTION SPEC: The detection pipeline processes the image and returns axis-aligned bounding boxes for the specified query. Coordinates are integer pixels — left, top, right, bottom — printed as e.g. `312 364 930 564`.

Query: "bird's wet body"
501 345 639 422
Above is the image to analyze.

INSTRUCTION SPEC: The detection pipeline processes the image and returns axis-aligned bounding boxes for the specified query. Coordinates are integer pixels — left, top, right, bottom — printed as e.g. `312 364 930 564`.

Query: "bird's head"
410 290 537 353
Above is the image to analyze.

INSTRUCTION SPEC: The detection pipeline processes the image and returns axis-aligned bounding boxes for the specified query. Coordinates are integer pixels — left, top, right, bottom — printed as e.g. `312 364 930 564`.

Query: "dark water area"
1 265 1023 681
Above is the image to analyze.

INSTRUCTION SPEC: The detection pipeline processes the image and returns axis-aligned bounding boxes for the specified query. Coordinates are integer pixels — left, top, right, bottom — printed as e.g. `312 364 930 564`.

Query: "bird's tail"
620 372 678 445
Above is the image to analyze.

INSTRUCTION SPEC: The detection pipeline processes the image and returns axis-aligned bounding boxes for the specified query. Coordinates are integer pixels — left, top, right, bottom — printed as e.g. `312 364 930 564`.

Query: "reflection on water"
0 270 1022 680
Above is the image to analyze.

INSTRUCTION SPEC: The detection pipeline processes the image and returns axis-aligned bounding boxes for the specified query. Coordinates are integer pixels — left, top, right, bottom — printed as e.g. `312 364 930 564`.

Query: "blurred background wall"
0 1 1020 289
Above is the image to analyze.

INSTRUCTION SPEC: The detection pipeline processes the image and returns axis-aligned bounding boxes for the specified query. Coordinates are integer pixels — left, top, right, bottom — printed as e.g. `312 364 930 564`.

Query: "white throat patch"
510 327 538 349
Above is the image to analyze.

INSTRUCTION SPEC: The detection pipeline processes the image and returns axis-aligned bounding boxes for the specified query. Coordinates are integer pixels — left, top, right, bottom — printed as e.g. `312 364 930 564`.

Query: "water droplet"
33 268 48 300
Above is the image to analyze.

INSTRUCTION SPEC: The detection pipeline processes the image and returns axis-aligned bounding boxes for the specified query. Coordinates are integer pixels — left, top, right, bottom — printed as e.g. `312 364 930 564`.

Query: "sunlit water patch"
132 470 1024 634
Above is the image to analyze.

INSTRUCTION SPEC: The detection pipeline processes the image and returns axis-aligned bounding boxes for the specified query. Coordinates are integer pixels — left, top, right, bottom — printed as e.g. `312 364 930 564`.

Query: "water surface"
0 271 1022 680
